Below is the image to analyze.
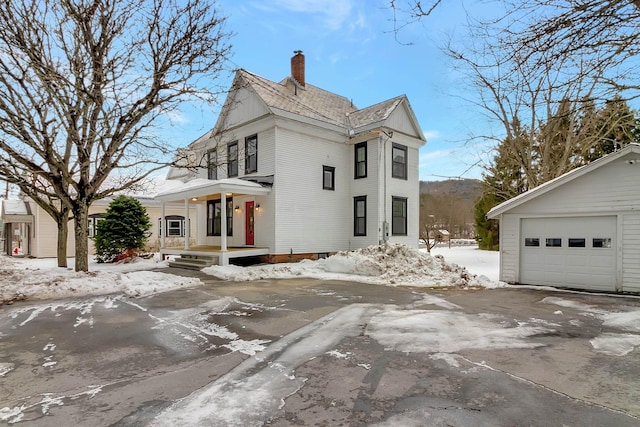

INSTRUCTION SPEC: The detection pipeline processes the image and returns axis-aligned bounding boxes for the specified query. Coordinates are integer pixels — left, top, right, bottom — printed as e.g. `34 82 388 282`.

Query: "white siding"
220 86 270 131
29 201 75 258
386 104 422 140
500 214 519 283
505 157 640 215
497 156 640 292
384 139 420 248
145 205 197 251
350 139 381 247
273 126 352 254
622 213 640 293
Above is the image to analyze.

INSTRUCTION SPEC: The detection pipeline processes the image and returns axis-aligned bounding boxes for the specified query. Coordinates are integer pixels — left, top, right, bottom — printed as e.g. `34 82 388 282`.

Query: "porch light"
234 205 240 212
191 197 198 201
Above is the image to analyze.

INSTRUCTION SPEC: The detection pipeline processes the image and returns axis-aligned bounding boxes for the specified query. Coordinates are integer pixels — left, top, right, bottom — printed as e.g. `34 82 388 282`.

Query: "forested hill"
419 179 482 203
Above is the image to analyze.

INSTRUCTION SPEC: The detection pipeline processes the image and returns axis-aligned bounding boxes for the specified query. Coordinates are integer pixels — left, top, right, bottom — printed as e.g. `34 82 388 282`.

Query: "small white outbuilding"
488 143 640 293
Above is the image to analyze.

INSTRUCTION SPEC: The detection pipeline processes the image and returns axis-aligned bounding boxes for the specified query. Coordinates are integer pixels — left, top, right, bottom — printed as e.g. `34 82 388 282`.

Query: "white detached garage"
488 143 640 293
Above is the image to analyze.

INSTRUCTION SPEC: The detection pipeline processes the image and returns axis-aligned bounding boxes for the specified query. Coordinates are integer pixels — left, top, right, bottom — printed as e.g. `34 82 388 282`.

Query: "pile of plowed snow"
203 243 501 288
0 256 200 304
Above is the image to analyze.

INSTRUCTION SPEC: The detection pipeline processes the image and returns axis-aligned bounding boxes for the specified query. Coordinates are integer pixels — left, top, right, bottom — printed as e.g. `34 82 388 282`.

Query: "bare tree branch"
0 0 232 271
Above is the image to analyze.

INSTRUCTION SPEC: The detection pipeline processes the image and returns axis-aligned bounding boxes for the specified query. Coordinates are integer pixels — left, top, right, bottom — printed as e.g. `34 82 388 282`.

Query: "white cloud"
163 110 189 125
269 0 352 30
422 130 441 140
419 148 454 164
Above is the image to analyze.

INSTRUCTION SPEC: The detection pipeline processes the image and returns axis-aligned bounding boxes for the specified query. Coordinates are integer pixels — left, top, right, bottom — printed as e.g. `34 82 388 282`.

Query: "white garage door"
520 216 616 291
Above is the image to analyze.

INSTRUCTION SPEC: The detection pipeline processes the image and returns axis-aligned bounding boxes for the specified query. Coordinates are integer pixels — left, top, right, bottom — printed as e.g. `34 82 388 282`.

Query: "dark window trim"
354 195 367 236
354 141 367 179
207 149 217 180
391 196 408 236
245 134 258 174
323 165 335 190
159 215 186 237
392 143 408 180
88 213 105 238
228 141 238 178
207 199 233 236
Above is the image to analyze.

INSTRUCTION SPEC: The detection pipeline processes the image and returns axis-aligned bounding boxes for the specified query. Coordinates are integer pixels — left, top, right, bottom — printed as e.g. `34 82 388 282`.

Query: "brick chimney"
291 50 305 87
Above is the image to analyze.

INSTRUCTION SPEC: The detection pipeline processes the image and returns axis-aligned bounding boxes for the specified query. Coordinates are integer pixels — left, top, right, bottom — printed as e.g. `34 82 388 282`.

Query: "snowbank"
203 243 503 289
0 255 201 304
0 243 503 305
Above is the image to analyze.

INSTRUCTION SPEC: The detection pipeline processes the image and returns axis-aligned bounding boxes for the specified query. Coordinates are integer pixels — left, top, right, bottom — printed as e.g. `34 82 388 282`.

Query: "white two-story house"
157 51 426 266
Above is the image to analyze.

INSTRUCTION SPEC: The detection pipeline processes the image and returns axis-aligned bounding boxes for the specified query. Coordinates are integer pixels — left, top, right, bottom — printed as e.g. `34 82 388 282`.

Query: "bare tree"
500 0 640 96
443 11 631 188
394 0 640 97
0 0 232 271
388 0 443 42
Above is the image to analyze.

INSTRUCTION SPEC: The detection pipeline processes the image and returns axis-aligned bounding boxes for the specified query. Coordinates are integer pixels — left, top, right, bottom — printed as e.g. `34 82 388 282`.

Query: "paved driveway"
0 269 639 426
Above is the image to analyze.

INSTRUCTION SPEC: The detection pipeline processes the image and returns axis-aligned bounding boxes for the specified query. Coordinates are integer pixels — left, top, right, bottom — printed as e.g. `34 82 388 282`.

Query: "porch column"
160 202 166 249
220 192 227 252
183 199 190 250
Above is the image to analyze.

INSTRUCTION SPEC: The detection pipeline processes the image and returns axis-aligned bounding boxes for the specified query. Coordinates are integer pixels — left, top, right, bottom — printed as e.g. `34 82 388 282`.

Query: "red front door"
245 201 255 245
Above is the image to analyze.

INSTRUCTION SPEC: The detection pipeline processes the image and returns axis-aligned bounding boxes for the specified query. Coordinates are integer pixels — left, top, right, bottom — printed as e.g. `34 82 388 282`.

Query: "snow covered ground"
431 245 500 282
0 243 502 304
202 243 501 289
0 255 200 304
1 244 640 425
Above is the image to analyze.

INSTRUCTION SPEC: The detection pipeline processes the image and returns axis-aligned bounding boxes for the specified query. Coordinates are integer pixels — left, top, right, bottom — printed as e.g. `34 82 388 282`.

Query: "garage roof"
487 143 640 218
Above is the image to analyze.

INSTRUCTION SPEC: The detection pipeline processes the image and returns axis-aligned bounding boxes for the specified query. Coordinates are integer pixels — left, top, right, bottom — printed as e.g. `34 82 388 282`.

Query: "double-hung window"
159 215 185 237
392 197 407 235
354 196 367 236
354 142 367 179
323 166 335 190
245 134 258 174
227 142 238 177
88 213 105 237
392 143 407 179
207 199 233 236
207 149 217 180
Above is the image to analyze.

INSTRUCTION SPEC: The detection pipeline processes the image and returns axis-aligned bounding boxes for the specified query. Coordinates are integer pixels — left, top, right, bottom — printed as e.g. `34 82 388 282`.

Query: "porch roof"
154 178 271 202
1 200 33 224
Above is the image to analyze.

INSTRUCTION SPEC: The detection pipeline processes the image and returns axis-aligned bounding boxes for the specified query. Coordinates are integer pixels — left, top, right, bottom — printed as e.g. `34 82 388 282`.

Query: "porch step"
168 254 218 270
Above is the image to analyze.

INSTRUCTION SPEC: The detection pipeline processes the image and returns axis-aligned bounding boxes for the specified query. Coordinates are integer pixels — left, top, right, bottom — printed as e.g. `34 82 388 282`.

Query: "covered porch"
155 178 272 266
1 200 33 256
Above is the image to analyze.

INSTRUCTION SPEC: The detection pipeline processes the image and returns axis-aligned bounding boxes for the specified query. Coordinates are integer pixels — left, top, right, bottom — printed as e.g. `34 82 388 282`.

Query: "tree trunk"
56 208 70 268
73 205 90 272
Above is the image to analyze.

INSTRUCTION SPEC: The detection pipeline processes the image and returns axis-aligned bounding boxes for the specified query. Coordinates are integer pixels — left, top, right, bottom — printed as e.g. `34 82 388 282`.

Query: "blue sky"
169 0 495 182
